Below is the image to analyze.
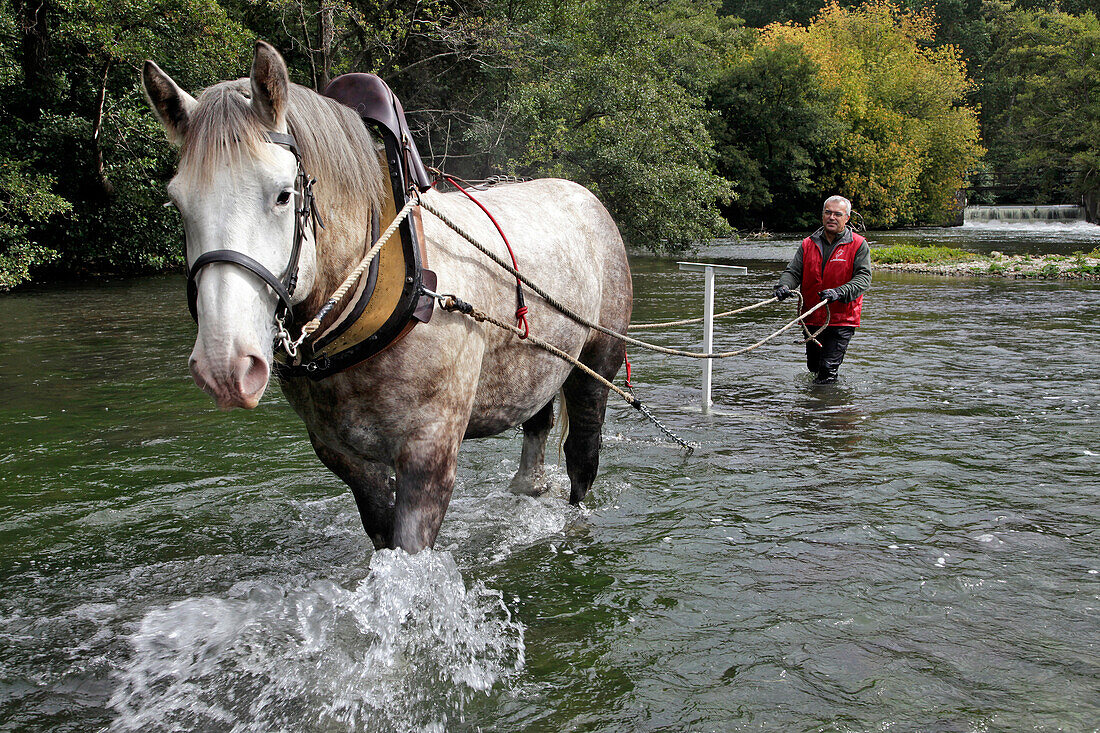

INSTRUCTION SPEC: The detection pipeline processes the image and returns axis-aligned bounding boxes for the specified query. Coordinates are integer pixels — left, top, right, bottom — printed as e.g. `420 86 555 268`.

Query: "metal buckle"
275 315 306 363
304 355 330 373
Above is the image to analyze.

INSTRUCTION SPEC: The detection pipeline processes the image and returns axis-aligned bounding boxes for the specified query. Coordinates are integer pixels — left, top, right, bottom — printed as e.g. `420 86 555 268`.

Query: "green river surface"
1 220 1098 732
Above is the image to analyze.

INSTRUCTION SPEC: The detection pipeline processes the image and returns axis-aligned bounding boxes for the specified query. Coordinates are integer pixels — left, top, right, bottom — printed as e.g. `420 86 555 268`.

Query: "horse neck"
296 142 382 320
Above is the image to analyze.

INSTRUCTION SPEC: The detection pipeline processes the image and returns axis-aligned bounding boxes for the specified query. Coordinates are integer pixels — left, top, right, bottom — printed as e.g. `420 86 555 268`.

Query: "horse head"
143 42 382 409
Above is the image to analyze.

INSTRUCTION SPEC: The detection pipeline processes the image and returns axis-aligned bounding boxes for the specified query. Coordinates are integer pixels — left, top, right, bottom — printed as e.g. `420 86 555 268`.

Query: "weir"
964 204 1085 224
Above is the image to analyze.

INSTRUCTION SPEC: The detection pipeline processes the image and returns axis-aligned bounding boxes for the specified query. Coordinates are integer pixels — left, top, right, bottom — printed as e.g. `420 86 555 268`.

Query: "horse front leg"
310 434 395 550
392 426 464 553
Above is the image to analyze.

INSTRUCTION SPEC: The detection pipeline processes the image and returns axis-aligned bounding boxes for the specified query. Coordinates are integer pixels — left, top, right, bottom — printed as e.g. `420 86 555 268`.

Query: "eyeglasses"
823 210 848 219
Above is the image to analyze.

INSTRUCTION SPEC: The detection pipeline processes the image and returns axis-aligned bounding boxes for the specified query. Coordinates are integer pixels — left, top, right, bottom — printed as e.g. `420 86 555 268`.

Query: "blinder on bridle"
184 131 322 334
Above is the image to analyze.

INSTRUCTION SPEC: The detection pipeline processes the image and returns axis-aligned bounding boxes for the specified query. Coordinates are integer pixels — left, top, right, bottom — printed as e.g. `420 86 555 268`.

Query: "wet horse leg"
309 435 395 550
392 428 464 552
562 336 624 505
510 397 555 496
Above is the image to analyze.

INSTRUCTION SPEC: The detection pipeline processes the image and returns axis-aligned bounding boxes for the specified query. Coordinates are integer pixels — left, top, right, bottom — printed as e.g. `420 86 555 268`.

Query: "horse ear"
142 60 197 146
250 41 290 130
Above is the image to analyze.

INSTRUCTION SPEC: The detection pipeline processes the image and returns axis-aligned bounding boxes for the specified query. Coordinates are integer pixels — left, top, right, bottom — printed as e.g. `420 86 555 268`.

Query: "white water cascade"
964 204 1085 224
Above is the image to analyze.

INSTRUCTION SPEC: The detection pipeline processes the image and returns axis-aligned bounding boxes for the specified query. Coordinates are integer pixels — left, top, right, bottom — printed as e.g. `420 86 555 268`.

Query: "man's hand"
774 285 793 301
818 288 841 303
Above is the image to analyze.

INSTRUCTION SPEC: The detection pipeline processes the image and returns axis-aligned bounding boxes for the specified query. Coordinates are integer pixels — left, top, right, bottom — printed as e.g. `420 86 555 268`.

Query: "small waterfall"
964 204 1085 224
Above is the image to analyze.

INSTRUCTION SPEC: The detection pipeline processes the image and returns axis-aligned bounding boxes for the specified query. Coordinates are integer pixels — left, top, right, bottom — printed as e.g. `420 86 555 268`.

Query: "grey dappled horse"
143 42 632 552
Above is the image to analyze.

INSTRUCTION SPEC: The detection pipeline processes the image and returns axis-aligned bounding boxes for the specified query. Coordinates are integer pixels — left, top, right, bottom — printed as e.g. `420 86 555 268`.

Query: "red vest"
801 232 864 327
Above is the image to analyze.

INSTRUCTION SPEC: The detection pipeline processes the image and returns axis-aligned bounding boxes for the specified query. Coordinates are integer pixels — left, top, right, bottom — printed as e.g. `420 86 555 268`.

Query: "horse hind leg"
562 337 624 505
510 396 555 496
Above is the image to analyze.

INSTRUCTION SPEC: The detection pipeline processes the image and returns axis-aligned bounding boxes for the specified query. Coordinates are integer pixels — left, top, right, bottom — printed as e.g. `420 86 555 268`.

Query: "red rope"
443 175 529 338
624 350 633 389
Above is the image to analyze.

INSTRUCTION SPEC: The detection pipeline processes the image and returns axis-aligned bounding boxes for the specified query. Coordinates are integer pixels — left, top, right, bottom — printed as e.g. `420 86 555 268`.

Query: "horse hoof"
509 471 550 497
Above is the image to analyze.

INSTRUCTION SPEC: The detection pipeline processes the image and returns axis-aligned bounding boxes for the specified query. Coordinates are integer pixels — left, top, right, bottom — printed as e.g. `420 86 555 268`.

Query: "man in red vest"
773 195 871 384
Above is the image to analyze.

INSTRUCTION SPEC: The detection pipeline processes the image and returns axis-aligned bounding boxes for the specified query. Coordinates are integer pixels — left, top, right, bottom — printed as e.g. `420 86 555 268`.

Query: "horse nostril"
236 354 270 400
189 354 211 391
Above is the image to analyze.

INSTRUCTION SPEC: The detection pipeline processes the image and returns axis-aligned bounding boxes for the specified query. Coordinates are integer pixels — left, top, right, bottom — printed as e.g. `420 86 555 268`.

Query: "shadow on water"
791 381 865 450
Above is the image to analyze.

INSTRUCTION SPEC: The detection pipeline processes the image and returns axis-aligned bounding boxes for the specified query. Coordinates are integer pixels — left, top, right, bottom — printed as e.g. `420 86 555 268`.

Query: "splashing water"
109 550 525 732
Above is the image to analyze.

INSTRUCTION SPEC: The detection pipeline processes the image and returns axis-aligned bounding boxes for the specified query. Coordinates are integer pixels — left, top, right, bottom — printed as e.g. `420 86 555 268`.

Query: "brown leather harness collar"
272 74 437 380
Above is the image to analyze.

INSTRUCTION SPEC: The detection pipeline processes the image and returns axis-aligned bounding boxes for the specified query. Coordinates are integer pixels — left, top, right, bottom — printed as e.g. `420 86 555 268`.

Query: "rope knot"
515 305 530 339
442 295 474 315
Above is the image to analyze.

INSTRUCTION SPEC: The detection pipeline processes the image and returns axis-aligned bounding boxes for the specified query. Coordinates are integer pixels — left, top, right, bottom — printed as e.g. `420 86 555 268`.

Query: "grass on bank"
870 244 1100 277
870 244 978 264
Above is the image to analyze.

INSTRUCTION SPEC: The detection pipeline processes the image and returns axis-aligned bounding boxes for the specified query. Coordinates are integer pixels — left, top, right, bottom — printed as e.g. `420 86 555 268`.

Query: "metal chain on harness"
627 386 698 454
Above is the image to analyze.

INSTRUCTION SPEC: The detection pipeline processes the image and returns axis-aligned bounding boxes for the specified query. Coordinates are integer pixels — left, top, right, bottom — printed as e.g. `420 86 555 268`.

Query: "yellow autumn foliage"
760 0 983 226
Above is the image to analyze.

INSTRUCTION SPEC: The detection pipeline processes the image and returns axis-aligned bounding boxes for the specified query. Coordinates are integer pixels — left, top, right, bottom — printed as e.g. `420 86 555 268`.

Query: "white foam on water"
109 549 524 732
440 462 589 564
960 219 1100 234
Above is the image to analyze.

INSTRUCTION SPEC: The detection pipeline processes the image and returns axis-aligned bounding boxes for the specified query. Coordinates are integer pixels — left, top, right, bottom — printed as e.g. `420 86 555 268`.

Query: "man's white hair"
823 195 851 215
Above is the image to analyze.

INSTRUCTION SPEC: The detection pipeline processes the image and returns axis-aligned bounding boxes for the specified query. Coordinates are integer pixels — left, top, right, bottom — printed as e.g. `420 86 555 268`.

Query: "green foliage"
486 0 736 252
721 0 984 230
8 0 1088 287
1038 262 1060 278
1066 250 1100 274
709 36 840 230
0 160 68 289
980 3 1100 202
0 0 250 288
870 243 977 264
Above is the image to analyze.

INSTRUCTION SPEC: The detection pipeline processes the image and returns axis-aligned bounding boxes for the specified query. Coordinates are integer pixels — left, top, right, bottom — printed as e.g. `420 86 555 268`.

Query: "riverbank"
871 246 1100 280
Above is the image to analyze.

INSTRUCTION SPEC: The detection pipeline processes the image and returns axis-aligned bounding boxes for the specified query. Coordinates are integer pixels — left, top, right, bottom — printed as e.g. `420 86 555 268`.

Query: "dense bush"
0 0 250 289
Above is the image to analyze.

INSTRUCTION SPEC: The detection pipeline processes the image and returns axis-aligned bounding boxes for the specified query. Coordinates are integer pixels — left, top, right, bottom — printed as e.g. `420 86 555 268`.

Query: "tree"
979 3 1100 203
715 0 983 229
0 0 250 289
709 35 840 230
481 0 736 251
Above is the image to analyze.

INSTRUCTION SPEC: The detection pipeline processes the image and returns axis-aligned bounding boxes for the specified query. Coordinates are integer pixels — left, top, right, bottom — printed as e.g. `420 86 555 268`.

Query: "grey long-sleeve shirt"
777 226 872 302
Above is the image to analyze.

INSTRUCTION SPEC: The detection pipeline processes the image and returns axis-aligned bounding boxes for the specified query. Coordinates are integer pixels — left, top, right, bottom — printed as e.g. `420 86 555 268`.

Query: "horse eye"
276 190 293 206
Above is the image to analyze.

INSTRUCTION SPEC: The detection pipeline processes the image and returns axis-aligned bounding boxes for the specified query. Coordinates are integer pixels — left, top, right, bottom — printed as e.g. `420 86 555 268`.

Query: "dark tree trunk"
18 0 51 118
92 60 115 199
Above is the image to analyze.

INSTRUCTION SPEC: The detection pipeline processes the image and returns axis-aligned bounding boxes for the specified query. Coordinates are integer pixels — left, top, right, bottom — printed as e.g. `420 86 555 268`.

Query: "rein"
417 196 831 360
438 174 529 338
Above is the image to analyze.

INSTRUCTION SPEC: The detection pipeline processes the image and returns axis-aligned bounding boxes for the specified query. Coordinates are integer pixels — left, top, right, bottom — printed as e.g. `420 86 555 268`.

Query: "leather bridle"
184 131 322 338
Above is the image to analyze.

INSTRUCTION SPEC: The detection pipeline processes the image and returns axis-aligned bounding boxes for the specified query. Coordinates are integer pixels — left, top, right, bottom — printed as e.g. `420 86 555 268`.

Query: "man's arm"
836 240 871 301
778 246 804 290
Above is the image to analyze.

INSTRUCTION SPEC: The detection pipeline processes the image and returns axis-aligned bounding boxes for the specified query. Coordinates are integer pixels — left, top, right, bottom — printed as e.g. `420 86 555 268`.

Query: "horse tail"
556 387 570 463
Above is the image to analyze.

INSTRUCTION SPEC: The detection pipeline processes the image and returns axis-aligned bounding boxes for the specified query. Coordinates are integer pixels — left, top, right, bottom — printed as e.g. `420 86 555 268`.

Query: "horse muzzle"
189 350 270 410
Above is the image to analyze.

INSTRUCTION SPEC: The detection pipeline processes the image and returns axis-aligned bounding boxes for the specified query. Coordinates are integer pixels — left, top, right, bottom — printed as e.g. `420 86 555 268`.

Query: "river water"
1 221 1098 732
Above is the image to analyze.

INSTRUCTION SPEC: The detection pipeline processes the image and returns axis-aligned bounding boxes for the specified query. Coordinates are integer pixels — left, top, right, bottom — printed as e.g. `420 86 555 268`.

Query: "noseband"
185 131 321 331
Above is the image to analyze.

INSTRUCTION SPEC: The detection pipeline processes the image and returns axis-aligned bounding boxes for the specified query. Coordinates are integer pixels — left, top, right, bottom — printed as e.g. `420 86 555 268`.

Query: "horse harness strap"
185 130 317 325
183 75 435 380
